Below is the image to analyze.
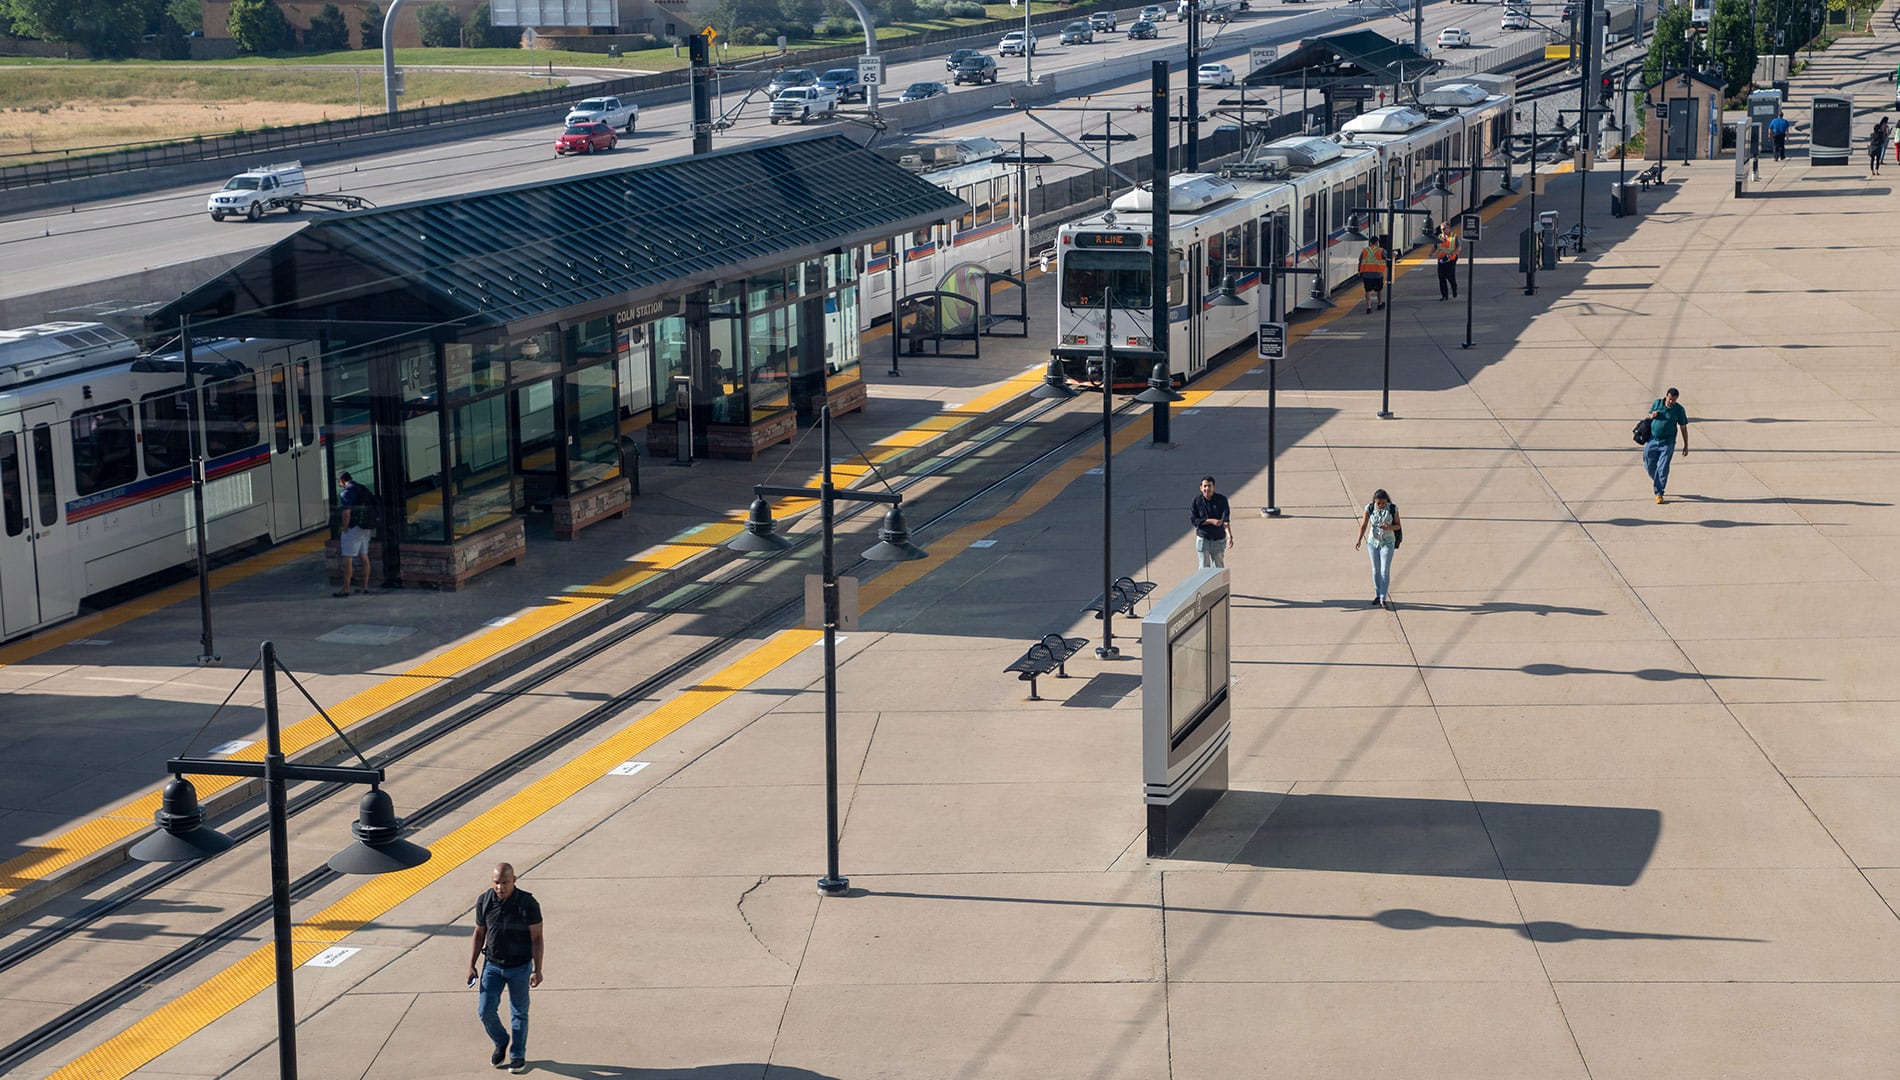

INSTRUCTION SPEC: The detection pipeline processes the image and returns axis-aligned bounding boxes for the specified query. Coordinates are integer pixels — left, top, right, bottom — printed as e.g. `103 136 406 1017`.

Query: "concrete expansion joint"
736 875 795 970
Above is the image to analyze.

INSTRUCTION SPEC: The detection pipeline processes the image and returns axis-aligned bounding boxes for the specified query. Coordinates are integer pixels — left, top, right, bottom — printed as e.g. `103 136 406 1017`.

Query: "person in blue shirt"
1768 112 1790 161
1643 388 1690 504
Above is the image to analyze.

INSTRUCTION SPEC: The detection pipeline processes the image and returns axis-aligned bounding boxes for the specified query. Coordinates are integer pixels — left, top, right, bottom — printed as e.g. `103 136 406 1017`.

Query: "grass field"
0 1 1073 163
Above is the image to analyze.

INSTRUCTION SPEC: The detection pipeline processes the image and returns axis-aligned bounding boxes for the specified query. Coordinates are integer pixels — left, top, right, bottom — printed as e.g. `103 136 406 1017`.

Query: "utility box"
1537 211 1560 269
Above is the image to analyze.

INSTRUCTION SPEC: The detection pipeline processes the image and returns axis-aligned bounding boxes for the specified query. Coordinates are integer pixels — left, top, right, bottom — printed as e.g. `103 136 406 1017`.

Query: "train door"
1182 239 1207 378
0 405 71 637
264 347 327 538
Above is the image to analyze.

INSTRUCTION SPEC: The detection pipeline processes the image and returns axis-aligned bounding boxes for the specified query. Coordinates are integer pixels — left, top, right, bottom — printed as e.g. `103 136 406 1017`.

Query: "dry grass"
0 66 562 162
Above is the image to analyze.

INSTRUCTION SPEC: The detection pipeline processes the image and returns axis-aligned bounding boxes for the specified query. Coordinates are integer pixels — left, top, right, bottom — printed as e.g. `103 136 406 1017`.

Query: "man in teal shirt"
1643 387 1689 503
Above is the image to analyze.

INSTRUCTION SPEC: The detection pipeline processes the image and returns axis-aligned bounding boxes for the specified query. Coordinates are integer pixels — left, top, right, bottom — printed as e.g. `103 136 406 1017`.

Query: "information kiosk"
1141 568 1232 856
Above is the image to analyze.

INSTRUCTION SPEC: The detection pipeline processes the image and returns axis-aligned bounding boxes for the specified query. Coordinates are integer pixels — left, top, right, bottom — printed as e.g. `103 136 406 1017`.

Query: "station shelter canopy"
1242 30 1441 91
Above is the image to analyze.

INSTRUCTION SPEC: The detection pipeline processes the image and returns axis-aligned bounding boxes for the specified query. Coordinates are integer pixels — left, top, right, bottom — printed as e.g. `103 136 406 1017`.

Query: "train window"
1240 220 1256 269
973 182 994 230
71 401 137 496
1062 250 1152 308
203 374 260 458
295 361 316 448
32 425 55 527
1331 184 1346 231
140 389 192 476
1 432 21 537
1168 250 1185 306
270 367 292 454
993 181 1016 225
958 182 977 233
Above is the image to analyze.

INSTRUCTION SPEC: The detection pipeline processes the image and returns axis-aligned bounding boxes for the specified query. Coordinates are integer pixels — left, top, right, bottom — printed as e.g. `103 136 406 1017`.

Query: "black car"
898 81 948 103
945 48 981 72
953 54 999 85
1127 18 1159 38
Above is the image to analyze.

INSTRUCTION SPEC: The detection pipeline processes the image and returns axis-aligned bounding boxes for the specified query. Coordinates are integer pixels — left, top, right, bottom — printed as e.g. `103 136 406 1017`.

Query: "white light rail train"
0 322 328 642
1054 77 1515 389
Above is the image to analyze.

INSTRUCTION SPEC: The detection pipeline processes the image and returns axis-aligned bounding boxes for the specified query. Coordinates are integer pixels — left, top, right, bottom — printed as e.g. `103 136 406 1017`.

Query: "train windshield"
1062 250 1151 308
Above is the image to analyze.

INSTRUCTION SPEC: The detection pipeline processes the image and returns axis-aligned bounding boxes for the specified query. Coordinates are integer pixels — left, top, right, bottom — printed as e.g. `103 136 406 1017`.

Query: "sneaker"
510 1062 529 1075
492 1045 507 1068
1656 494 1665 504
1370 597 1382 607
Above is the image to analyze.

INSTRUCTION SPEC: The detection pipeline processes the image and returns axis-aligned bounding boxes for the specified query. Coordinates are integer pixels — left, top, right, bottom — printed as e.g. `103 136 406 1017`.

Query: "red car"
556 121 617 155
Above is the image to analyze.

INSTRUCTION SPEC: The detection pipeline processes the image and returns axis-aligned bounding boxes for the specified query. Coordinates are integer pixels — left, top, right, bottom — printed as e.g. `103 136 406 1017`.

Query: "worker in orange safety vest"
1433 226 1459 301
1357 236 1387 313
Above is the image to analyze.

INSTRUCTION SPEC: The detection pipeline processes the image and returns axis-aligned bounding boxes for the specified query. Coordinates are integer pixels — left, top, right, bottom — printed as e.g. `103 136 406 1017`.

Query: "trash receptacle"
607 44 623 58
1610 183 1624 218
1618 182 1637 216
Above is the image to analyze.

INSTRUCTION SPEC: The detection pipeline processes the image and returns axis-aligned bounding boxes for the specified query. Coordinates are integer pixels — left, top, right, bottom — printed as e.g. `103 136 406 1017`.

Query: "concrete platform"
10 19 1900 1075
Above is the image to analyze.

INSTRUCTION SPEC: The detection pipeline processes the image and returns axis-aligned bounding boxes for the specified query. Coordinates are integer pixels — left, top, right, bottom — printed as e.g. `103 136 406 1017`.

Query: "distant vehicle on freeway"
817 68 866 101
1089 11 1118 30
898 81 949 102
768 86 839 124
1196 63 1236 87
1140 3 1168 19
555 121 617 155
999 29 1038 55
946 47 982 71
1127 18 1159 38
953 54 999 84
1436 26 1471 47
1059 21 1095 44
1501 10 1529 28
565 96 637 133
767 68 818 94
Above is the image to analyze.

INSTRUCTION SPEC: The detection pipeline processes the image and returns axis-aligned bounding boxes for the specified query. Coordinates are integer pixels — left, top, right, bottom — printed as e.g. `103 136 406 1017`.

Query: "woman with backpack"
1871 116 1891 176
1353 489 1402 609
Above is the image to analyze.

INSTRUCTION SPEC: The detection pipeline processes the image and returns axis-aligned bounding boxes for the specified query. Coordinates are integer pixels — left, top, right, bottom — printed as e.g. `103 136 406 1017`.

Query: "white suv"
999 30 1037 55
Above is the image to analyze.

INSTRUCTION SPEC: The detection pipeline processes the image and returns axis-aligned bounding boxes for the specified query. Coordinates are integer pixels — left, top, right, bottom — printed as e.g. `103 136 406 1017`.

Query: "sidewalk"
14 21 1900 1074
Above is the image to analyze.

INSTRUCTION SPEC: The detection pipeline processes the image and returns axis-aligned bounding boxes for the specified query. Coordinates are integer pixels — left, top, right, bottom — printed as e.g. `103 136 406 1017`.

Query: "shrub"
359 2 384 46
943 1 984 15
416 2 461 46
824 16 855 33
227 0 291 53
306 3 351 50
464 3 520 48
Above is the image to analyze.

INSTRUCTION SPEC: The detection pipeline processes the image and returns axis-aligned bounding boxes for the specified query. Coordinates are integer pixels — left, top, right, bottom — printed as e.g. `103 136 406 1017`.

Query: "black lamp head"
729 494 793 552
1208 273 1248 307
1135 363 1185 404
1031 356 1078 400
328 787 433 875
130 775 236 862
862 503 929 562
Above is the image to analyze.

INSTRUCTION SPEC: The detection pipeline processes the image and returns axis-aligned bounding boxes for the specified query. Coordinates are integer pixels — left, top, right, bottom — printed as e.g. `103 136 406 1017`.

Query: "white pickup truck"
207 162 307 221
768 86 839 124
565 96 638 133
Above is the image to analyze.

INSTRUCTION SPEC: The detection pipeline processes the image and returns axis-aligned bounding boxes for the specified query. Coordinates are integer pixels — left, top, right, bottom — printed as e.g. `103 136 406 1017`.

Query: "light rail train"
861 138 1026 331
0 322 327 641
1054 78 1515 387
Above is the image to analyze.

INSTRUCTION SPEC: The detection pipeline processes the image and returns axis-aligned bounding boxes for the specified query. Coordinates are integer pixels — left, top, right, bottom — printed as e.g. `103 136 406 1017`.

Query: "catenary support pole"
261 642 298 1080
182 318 216 665
1151 61 1173 445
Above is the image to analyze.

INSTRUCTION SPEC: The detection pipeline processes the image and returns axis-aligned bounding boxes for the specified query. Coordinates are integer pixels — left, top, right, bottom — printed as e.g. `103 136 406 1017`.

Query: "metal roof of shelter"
150 135 969 340
1242 30 1440 90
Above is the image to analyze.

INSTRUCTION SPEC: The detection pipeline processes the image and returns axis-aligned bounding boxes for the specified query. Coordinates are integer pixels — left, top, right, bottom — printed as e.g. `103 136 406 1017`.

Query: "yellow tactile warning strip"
0 367 1047 898
0 535 326 671
44 181 1550 1076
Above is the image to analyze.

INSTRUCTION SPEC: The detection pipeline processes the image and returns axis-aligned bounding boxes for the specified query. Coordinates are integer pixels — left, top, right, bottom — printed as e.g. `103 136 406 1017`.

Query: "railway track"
0 385 1146 1075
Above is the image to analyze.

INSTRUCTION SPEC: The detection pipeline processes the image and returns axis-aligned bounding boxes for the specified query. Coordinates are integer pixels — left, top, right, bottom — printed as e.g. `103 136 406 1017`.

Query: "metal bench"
1084 576 1157 621
1553 224 1591 256
1006 634 1089 701
1635 163 1667 190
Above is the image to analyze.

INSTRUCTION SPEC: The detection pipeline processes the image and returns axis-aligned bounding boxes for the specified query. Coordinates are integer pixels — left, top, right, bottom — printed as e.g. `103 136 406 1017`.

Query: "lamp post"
1348 200 1433 419
131 641 432 1080
1524 100 1541 295
179 318 217 666
1209 211 1323 517
728 406 927 896
1031 287 1179 659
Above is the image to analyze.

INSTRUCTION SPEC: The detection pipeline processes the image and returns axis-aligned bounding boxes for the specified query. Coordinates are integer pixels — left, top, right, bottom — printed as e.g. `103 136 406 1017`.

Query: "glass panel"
294 360 316 447
652 316 689 422
747 269 790 310
270 367 292 454
450 396 518 539
707 315 744 423
517 380 558 475
567 362 620 491
993 176 1017 226
444 341 508 401
70 401 137 496
825 284 860 391
973 179 993 227
202 374 259 459
509 330 561 384
327 353 375 509
1062 250 1151 308
400 343 445 542
568 315 615 369
746 307 793 418
0 432 21 537
616 322 655 416
32 425 56 527
958 181 978 232
140 388 192 477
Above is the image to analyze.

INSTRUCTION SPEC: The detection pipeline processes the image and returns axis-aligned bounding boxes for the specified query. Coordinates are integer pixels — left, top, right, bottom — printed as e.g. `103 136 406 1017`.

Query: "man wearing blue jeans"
469 862 544 1073
1643 387 1690 504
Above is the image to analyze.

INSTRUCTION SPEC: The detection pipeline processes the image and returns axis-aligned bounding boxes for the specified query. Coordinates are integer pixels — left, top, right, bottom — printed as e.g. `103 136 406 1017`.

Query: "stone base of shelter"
804 378 868 421
552 477 633 541
398 519 527 591
646 411 798 460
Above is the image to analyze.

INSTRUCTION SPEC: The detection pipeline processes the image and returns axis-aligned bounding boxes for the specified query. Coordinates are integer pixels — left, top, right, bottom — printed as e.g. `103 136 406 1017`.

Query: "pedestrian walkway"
11 22 1900 1074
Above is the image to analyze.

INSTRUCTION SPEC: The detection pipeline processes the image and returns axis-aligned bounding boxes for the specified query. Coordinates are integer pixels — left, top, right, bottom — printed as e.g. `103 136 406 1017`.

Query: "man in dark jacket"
1191 475 1235 568
469 862 545 1073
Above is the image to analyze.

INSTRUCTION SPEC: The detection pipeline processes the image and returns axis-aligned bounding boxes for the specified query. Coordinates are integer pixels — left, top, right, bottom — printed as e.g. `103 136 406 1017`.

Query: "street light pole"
1349 193 1431 419
180 318 217 666
1098 289 1120 659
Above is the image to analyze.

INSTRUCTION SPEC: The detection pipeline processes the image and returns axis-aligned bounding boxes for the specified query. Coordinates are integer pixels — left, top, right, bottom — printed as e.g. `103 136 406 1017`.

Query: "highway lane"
0 0 1533 318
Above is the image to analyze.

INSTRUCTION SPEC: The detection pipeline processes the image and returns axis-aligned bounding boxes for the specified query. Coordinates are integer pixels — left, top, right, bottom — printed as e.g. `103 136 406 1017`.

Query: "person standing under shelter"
1642 387 1690 504
1358 234 1387 313
335 472 373 598
1433 225 1459 300
1191 475 1234 568
1768 111 1790 161
469 862 545 1074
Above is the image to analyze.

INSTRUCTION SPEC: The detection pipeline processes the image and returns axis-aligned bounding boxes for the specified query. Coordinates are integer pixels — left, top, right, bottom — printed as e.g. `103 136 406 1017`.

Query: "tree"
307 1 350 48
6 0 152 55
416 1 460 45
779 0 824 32
166 0 201 33
463 3 520 48
1641 4 1695 91
1709 0 1757 95
227 0 289 51
359 2 385 47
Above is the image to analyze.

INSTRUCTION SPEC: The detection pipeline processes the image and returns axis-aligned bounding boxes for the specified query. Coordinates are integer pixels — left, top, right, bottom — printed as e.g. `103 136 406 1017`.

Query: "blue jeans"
1643 438 1676 496
478 960 531 1059
1196 536 1226 568
1368 543 1394 599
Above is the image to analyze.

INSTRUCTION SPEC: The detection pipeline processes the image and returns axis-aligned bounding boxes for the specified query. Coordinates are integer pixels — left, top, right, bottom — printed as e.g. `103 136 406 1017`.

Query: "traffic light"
1600 76 1614 108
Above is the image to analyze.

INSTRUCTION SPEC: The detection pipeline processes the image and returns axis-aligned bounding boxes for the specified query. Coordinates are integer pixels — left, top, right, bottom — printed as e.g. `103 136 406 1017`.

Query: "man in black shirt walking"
469 862 544 1073
1191 475 1235 568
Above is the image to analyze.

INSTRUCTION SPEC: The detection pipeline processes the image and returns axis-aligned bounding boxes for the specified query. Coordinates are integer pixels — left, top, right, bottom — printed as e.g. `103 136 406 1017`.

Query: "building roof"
151 134 968 339
1243 30 1440 90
